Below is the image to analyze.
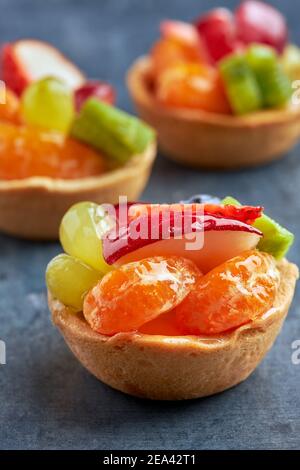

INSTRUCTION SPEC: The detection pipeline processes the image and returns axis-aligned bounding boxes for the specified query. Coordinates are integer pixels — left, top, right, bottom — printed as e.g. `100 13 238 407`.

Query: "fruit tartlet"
0 40 156 239
127 0 300 168
47 195 298 400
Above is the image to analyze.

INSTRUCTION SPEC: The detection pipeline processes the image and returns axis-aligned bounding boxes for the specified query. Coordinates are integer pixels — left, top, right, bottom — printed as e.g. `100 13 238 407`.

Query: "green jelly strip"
246 44 292 108
219 54 263 115
71 99 155 164
222 196 294 260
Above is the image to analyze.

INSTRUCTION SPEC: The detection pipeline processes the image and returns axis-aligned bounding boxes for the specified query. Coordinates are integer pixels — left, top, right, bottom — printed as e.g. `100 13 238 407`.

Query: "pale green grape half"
59 201 114 273
46 253 102 311
21 77 75 133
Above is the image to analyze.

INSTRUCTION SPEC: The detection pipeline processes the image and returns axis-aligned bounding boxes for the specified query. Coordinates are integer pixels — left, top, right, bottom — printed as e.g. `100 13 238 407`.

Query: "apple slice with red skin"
102 210 262 274
2 40 85 95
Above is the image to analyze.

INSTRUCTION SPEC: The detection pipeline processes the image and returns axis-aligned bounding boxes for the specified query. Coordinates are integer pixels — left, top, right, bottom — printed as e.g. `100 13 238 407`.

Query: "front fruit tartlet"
127 1 300 168
47 196 298 400
0 39 156 239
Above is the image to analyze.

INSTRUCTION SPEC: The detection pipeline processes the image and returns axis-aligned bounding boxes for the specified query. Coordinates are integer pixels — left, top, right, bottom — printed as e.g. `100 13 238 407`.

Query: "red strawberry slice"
235 1 288 53
1 40 85 95
203 204 263 225
195 8 244 62
128 203 263 225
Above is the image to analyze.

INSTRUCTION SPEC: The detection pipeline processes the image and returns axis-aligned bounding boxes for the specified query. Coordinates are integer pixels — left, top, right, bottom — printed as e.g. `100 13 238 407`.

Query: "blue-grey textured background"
0 0 300 450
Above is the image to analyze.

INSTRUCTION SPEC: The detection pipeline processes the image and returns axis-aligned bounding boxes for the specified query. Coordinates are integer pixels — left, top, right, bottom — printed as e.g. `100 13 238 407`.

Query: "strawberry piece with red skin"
128 203 263 225
1 40 85 96
203 204 263 225
195 8 244 63
74 80 116 112
235 1 288 53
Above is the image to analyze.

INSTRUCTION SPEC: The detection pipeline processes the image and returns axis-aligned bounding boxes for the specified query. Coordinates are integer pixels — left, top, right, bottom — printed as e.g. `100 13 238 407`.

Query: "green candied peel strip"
219 54 263 115
222 196 294 260
71 98 155 164
246 44 292 108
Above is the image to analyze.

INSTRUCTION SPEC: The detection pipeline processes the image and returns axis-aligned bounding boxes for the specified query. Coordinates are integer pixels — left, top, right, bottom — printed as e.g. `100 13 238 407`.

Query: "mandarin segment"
156 62 231 113
139 310 182 336
0 88 20 124
151 38 202 76
175 250 280 335
83 256 201 335
0 122 106 180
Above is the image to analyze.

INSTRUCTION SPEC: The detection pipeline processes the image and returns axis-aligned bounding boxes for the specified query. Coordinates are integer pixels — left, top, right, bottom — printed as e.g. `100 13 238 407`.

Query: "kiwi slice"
222 196 294 259
71 99 155 164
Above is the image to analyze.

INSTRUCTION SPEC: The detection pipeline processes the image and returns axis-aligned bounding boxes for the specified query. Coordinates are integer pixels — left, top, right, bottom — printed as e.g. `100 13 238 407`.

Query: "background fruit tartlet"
0 39 156 239
128 0 300 168
47 195 298 400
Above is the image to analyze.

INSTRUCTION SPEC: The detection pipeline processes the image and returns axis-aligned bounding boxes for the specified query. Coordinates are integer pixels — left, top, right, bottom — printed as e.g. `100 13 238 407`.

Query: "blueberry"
180 194 221 204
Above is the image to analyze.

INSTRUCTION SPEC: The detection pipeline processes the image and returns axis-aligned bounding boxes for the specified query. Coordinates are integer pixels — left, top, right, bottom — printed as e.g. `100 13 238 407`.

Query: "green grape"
59 201 114 273
219 54 263 115
21 77 75 133
246 45 291 108
71 98 155 164
281 45 300 82
46 254 102 311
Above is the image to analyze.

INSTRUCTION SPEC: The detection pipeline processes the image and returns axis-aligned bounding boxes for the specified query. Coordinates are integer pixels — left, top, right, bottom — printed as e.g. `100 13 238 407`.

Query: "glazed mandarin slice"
139 310 182 336
175 250 280 335
83 256 201 335
151 38 202 76
0 88 20 124
0 122 106 180
156 62 231 113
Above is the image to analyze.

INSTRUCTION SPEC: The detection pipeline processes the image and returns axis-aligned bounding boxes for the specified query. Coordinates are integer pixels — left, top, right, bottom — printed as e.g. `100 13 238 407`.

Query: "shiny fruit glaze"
0 88 20 124
156 62 231 113
83 256 201 335
0 122 106 180
175 250 280 335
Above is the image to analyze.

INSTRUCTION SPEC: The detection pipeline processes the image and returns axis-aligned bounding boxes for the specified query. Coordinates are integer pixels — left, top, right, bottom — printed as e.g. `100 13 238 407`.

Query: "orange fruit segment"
175 250 280 335
83 256 201 335
139 310 182 336
156 62 232 113
151 38 202 76
0 88 20 124
0 122 106 180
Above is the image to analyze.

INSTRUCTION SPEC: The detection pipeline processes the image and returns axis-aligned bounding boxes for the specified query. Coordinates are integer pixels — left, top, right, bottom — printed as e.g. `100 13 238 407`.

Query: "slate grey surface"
0 0 300 450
